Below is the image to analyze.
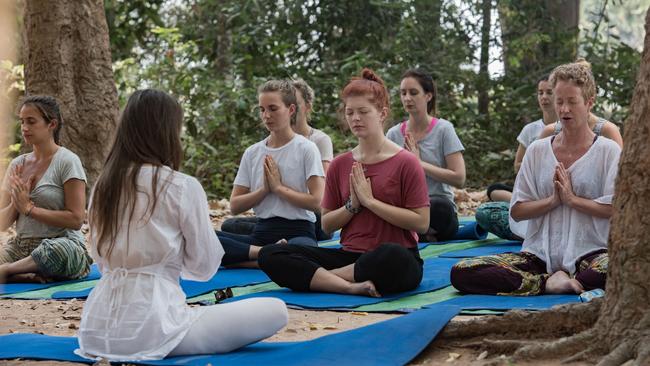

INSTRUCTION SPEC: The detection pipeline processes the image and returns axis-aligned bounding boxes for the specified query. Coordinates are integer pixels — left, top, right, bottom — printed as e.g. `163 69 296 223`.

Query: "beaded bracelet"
344 197 361 214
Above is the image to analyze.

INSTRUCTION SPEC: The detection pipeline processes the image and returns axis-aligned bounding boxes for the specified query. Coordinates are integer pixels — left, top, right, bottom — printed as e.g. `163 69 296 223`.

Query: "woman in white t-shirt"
77 89 287 361
451 60 619 296
216 80 325 267
221 78 333 240
386 69 466 242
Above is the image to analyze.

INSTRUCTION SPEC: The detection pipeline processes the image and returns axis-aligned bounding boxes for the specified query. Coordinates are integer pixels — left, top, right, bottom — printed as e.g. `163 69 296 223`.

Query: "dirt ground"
0 190 591 365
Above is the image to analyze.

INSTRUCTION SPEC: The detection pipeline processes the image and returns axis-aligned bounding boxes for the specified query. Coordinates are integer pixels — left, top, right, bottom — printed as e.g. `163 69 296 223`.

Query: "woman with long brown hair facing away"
258 69 430 297
0 96 90 283
77 89 287 361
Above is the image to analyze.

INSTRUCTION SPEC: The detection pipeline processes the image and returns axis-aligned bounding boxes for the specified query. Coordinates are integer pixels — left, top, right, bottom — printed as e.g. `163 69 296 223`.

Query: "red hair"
341 68 390 115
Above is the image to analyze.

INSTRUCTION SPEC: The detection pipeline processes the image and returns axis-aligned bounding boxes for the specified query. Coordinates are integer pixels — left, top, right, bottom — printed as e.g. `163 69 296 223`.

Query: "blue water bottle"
580 288 605 302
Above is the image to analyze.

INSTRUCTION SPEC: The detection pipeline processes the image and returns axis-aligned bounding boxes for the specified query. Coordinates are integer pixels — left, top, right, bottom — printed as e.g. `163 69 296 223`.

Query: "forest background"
1 0 646 199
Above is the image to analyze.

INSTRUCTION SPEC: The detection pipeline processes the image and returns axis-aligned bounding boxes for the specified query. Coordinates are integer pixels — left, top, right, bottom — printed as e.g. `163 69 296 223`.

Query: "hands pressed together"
8 163 35 216
552 162 575 207
403 133 420 160
347 162 374 212
263 155 283 194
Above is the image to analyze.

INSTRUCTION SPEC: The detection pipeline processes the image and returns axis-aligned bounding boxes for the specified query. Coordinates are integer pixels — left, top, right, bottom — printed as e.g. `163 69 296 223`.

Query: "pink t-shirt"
322 150 430 252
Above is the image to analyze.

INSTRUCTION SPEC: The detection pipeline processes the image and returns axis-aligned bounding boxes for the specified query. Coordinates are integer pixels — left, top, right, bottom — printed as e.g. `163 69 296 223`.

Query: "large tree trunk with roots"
440 7 650 366
23 0 118 187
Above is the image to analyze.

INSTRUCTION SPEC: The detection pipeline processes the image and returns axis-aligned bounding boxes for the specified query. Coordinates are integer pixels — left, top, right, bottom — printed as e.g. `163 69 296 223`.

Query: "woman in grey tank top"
0 96 91 284
539 114 622 147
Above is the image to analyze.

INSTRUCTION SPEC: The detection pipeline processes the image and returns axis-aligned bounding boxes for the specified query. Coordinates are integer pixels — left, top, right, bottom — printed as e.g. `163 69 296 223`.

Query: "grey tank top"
553 117 606 136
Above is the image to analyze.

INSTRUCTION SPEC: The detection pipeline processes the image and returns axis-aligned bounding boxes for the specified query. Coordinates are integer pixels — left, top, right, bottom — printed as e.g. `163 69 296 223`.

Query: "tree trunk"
589 6 650 364
1 1 18 180
23 0 118 187
478 0 492 120
440 7 650 365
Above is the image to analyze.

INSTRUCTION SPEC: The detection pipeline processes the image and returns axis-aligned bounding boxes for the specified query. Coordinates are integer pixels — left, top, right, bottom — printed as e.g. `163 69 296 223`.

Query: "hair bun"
361 68 385 86
574 57 592 70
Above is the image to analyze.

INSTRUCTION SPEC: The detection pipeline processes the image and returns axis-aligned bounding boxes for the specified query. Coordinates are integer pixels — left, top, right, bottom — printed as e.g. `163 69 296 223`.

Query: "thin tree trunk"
23 0 118 187
478 0 492 119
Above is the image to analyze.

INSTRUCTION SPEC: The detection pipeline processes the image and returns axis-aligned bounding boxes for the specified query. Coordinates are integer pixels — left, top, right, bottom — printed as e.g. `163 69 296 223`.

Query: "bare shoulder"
538 123 557 139
601 121 623 147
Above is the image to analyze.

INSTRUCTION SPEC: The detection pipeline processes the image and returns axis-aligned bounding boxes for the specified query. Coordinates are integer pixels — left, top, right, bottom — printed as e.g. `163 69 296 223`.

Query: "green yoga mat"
2 280 98 300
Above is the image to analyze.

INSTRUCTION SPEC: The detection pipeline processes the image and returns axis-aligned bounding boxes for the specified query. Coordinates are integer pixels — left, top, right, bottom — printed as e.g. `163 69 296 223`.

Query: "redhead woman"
258 69 430 297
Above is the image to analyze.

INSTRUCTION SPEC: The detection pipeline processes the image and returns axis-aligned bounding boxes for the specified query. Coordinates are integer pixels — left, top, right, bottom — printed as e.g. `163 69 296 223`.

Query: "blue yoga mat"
439 241 522 258
51 268 271 300
452 221 488 240
0 264 101 296
322 239 469 250
0 305 460 366
223 257 460 309
438 294 581 310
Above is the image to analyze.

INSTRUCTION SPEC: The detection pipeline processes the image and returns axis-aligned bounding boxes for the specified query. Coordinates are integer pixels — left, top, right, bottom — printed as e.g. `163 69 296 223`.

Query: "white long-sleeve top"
76 165 224 361
510 136 620 274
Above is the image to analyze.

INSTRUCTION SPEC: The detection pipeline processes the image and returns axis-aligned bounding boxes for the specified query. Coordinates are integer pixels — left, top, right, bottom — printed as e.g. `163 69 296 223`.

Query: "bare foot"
348 280 381 298
545 271 584 294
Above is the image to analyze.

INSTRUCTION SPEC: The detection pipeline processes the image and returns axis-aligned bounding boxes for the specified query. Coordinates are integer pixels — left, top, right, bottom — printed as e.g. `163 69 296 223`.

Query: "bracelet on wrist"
344 197 361 214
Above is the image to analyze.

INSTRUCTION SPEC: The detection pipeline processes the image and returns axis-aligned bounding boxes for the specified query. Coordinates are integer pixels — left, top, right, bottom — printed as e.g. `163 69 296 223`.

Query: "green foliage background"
5 0 641 199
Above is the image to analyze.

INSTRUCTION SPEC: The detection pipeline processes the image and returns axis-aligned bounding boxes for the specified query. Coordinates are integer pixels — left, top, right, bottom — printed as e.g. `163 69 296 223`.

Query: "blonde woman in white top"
220 78 333 240
451 60 619 296
77 89 287 361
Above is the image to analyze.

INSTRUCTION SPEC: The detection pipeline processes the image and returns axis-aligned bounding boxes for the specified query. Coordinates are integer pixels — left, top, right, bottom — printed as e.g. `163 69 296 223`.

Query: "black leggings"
486 183 513 201
221 213 332 241
425 197 459 242
258 243 423 294
217 217 316 265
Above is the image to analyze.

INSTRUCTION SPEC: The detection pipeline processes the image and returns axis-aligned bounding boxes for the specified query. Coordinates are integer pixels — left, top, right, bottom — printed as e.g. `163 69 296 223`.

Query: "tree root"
596 341 634 366
475 339 536 354
440 299 601 340
634 337 650 366
561 345 597 364
513 328 595 361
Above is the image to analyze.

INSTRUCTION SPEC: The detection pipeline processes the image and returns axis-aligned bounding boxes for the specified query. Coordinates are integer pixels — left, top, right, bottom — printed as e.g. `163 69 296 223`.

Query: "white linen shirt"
510 136 620 274
76 166 224 361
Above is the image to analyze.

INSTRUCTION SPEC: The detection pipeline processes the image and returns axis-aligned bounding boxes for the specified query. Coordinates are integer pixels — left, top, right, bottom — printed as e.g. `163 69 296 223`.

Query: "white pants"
169 297 288 356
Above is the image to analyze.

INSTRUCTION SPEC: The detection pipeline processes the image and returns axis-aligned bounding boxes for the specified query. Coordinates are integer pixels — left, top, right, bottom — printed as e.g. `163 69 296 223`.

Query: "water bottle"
580 288 605 302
